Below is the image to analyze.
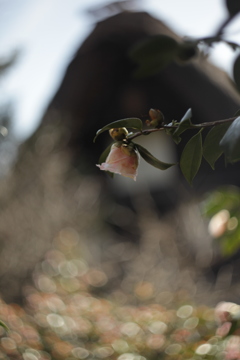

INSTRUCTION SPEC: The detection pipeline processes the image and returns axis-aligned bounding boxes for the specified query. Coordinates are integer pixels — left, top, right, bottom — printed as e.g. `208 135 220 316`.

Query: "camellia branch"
95 0 240 184
95 110 240 184
127 116 237 141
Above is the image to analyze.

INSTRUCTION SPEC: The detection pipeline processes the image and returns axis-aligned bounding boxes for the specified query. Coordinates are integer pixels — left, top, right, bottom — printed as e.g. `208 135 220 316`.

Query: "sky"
1 0 240 141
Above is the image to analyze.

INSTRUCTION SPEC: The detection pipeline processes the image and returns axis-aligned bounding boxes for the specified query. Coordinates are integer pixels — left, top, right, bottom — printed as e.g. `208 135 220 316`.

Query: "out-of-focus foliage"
201 186 240 256
130 0 240 79
0 228 240 360
129 35 190 77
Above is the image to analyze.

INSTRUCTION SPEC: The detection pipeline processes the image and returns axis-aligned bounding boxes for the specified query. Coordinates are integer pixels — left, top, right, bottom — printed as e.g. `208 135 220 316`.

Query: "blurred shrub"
201 186 240 256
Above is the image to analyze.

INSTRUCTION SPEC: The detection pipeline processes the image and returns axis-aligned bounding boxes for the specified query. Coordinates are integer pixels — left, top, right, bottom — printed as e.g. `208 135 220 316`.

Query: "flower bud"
109 128 128 141
146 109 164 128
96 142 139 181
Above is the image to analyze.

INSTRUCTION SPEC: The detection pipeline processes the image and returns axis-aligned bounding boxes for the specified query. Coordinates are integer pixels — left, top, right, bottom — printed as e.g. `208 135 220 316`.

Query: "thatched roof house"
0 10 239 302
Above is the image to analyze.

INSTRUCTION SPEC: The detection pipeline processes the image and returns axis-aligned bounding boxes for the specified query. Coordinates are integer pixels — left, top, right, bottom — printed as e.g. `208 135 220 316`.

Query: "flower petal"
96 143 139 181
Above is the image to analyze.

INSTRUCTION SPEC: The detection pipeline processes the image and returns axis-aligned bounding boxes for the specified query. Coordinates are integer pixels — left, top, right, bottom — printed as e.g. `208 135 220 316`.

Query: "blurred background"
0 0 240 307
1 0 240 142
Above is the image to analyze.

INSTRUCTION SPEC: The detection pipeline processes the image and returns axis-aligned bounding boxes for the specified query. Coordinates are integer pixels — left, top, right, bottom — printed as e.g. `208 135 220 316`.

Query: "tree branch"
127 116 237 141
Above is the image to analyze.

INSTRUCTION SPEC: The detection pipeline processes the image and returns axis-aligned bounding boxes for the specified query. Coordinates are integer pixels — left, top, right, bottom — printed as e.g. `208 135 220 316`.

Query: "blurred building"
0 9 239 302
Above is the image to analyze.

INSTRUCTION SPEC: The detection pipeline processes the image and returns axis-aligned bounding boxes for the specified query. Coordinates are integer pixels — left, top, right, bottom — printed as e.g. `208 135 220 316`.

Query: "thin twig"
127 116 237 141
215 15 236 37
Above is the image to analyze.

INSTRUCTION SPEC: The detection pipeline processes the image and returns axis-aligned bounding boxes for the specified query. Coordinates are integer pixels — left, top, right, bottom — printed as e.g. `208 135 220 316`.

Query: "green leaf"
220 117 240 162
225 0 240 16
129 35 179 77
135 143 176 170
203 122 231 169
233 55 240 92
174 108 193 137
94 118 142 142
172 134 182 144
0 320 9 332
180 129 203 184
165 110 194 145
165 126 182 144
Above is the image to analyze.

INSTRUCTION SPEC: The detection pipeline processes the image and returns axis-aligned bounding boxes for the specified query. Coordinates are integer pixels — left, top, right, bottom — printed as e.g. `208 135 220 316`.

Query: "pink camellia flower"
96 143 139 181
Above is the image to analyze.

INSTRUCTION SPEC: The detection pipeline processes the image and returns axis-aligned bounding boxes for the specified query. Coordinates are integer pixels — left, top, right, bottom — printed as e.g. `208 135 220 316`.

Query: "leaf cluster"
129 0 240 81
129 35 197 77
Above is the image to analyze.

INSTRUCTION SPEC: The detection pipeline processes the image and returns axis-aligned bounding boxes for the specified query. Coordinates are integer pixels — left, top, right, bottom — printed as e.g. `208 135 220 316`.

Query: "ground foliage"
0 230 240 360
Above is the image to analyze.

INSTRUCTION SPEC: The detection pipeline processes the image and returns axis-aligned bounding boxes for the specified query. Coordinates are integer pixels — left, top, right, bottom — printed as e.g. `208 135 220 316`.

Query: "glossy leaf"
225 0 240 16
130 35 179 77
174 108 194 137
220 117 240 162
203 122 231 169
180 129 203 184
166 127 182 144
233 54 240 92
135 143 176 170
94 118 142 142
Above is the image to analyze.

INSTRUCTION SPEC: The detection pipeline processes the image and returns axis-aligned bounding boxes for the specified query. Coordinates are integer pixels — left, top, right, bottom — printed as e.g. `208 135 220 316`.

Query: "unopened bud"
109 127 128 141
147 109 164 128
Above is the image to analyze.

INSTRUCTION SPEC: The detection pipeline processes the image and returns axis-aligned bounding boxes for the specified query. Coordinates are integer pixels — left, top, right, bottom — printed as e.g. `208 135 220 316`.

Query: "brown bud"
147 109 164 128
109 127 128 141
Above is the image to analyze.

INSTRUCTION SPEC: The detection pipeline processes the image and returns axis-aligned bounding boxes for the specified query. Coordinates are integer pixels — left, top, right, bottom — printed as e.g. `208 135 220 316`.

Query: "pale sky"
0 0 240 141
